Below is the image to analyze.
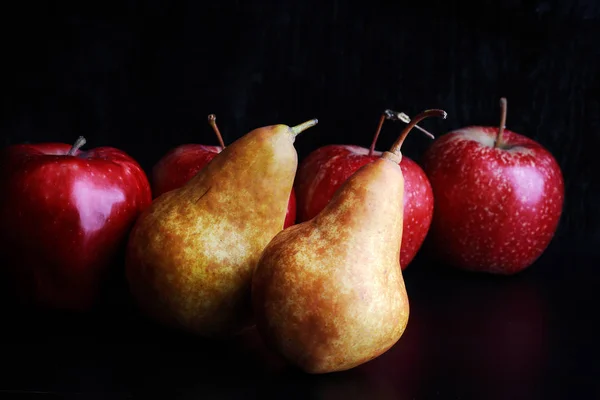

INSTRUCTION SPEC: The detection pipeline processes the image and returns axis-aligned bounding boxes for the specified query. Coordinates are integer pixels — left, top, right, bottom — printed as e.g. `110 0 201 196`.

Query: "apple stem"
495 97 508 148
67 136 86 156
388 109 447 156
368 110 435 156
368 114 387 156
291 119 319 137
207 114 226 149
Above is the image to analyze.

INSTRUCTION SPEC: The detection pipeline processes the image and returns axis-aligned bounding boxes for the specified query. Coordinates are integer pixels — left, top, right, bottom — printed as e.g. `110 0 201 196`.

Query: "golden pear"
126 118 318 337
251 109 446 373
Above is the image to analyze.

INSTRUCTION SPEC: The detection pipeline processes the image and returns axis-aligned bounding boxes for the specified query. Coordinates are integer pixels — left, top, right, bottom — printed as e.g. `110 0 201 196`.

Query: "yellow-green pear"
125 118 318 337
251 109 447 373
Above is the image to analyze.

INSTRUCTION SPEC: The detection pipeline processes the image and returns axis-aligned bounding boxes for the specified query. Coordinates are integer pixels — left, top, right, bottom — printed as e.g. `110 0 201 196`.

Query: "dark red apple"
0 136 152 310
421 98 564 274
151 115 297 228
294 110 436 269
151 143 223 196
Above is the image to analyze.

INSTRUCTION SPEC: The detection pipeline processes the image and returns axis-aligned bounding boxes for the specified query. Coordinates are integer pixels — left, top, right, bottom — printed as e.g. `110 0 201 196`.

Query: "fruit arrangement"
0 98 564 373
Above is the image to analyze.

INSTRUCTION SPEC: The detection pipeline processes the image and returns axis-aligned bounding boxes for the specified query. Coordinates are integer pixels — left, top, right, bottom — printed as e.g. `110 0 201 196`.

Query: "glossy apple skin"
421 126 564 274
0 142 152 310
294 145 434 269
151 144 297 228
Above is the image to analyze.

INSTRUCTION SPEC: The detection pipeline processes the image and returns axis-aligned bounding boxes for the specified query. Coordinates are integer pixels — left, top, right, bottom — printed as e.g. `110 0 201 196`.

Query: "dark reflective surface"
2 247 597 399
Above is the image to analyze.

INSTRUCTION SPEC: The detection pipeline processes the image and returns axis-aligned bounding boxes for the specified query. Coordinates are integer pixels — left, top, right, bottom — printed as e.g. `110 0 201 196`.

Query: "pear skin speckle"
252 157 410 373
126 124 301 337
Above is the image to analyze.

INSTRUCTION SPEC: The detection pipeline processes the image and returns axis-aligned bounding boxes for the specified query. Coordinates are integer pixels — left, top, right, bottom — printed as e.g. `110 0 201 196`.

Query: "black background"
1 0 598 398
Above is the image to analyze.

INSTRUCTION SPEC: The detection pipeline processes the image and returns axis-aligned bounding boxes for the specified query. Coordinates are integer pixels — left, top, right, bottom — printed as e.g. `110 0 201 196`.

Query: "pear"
251 109 447 373
125 118 318 337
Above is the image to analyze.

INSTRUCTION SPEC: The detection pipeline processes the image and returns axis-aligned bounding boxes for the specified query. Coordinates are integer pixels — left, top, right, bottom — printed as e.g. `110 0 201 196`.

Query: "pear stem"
494 97 508 148
67 136 86 156
207 114 226 148
291 119 318 137
388 109 447 155
396 112 436 139
368 110 435 156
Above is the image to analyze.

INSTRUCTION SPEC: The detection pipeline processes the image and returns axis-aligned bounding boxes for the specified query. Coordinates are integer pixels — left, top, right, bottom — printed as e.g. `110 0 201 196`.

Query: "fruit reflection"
428 274 549 399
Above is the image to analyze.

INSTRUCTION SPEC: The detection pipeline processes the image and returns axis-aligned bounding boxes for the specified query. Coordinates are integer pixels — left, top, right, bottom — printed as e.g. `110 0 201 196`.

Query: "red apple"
0 136 152 310
151 142 223 196
151 115 297 228
294 110 436 269
421 98 564 274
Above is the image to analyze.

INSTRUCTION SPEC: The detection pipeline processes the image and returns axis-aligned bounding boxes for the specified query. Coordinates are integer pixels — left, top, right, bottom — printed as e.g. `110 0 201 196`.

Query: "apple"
294 110 436 269
151 115 297 228
0 136 152 310
421 98 564 274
